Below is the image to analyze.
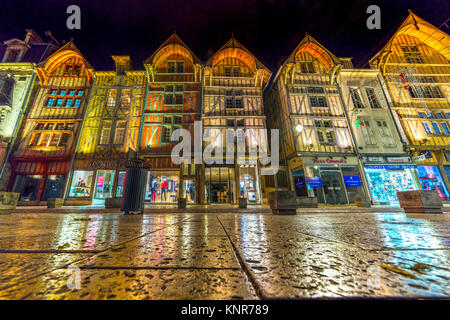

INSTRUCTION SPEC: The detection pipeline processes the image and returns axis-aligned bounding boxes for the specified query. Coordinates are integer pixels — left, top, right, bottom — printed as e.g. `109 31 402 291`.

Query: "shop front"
145 170 180 203
301 156 365 205
66 159 127 205
412 151 450 201
204 165 235 204
362 156 419 204
10 160 70 205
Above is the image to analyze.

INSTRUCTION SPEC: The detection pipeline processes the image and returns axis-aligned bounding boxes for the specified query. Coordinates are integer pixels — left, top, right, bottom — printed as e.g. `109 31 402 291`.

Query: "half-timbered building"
140 34 202 204
202 37 271 204
66 56 145 205
265 35 366 205
8 42 93 205
369 11 450 201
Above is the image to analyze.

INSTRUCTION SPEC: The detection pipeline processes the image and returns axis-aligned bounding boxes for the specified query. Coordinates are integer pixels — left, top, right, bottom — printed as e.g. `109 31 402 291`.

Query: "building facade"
337 65 418 204
140 34 202 204
66 56 146 205
370 11 450 201
8 42 93 205
0 30 59 190
202 38 271 204
265 35 366 205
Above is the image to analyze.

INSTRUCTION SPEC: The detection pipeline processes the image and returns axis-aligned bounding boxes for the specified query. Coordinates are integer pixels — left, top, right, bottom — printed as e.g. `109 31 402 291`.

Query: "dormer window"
300 62 315 73
4 49 20 62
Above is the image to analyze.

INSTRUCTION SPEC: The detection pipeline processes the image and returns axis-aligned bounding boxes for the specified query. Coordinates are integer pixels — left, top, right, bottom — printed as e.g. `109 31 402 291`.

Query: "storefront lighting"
295 124 304 133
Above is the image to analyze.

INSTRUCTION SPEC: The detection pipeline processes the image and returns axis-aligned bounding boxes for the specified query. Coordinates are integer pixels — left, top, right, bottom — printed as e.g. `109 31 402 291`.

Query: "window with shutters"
114 121 127 144
99 121 112 145
365 88 381 109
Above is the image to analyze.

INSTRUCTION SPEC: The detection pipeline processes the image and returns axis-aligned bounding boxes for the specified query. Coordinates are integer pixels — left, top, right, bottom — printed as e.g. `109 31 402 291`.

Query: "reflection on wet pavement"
0 211 448 299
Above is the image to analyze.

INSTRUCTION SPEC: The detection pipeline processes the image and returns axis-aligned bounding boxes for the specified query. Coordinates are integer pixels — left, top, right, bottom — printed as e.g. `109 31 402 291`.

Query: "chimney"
24 29 43 44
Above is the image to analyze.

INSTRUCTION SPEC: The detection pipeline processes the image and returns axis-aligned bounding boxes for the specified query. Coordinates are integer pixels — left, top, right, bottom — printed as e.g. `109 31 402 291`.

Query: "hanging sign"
294 177 305 189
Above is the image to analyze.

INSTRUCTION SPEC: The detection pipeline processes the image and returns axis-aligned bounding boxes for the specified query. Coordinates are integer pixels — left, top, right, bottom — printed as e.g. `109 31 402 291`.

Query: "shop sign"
386 157 410 163
306 176 323 187
294 177 305 189
88 160 126 169
343 176 362 187
366 156 384 163
366 164 417 170
313 159 347 164
96 175 104 187
412 154 426 162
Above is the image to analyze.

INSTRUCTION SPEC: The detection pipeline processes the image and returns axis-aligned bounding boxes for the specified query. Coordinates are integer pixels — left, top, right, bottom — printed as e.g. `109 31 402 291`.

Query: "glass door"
94 170 115 202
320 169 347 204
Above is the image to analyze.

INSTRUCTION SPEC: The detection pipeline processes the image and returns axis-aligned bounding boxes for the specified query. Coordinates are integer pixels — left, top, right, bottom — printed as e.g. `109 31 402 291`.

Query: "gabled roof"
369 10 450 68
271 34 341 85
36 41 93 85
145 33 200 66
205 36 271 75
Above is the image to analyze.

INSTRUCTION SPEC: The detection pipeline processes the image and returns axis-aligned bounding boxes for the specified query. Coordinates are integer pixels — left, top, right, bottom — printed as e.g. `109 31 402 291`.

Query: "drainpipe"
0 69 36 180
63 73 96 200
334 73 371 202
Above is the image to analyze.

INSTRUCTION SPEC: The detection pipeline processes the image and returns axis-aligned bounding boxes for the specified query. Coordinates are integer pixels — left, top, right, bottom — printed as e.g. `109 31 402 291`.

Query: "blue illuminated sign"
306 176 323 188
343 176 361 187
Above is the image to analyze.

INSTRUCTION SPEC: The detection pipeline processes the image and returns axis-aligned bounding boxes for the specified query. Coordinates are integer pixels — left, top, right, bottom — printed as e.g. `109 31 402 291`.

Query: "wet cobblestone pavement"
0 211 448 299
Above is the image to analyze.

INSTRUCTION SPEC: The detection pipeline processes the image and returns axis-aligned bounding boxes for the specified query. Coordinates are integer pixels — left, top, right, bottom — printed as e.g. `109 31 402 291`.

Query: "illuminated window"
39 134 50 146
99 121 112 145
120 89 131 107
77 90 84 96
436 113 444 119
422 122 432 134
401 45 423 64
66 123 74 130
107 90 117 107
56 124 65 130
65 99 73 107
74 99 82 108
441 123 450 135
55 99 63 107
431 122 441 135
60 90 66 95
69 90 76 95
113 121 126 144
50 89 58 95
47 98 55 106
49 134 61 146
418 112 426 118
30 133 41 146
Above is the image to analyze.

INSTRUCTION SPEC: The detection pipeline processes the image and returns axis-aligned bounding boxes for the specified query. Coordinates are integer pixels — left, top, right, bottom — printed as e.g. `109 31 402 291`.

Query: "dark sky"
1 0 449 71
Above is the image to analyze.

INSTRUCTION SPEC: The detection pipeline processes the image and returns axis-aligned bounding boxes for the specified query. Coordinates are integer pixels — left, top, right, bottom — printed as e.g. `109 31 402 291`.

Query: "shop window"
365 88 381 109
94 170 115 199
416 166 450 200
107 90 117 107
116 171 126 197
69 170 93 198
121 89 131 107
12 175 43 201
350 88 364 108
99 121 112 145
145 171 179 203
41 175 65 201
113 121 126 144
239 167 259 203
183 179 196 203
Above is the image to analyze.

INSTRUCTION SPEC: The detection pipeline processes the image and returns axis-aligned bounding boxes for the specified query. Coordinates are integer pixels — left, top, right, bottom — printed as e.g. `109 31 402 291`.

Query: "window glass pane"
12 175 43 201
69 171 94 197
94 170 115 199
41 175 66 200
145 171 179 203
416 166 450 200
116 171 126 197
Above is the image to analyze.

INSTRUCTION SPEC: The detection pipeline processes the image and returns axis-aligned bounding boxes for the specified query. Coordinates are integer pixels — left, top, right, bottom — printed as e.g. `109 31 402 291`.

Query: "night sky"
1 0 449 71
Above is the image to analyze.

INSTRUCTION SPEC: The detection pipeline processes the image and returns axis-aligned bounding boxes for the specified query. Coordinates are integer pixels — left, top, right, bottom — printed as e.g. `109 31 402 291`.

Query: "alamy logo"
66 5 81 30
366 5 381 30
170 121 279 175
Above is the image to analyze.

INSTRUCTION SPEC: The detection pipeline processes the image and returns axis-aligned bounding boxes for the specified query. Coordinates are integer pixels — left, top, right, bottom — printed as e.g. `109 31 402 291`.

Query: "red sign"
313 159 347 164
97 175 104 187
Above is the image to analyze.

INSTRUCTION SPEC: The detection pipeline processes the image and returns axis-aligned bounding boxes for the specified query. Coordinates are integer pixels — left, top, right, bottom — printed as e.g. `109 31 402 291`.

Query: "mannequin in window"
151 178 158 202
161 178 168 202
239 181 245 198
188 180 195 202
